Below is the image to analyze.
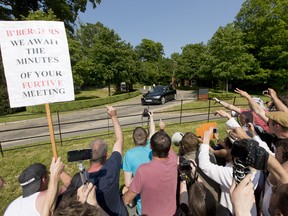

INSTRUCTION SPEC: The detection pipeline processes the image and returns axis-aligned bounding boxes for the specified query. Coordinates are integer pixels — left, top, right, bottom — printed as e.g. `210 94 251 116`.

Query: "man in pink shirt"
123 130 178 216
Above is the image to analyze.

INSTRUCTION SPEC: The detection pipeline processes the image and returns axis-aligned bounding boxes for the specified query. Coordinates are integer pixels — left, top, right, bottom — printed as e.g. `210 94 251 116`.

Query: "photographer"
178 132 221 202
122 110 156 215
66 106 127 216
198 127 260 215
123 130 178 216
176 169 231 216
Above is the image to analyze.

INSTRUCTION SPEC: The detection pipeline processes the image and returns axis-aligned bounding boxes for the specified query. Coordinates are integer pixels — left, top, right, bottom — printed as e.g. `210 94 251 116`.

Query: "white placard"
0 21 75 108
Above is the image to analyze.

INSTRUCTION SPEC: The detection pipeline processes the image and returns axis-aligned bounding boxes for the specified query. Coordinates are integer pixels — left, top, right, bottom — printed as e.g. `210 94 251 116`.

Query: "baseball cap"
18 163 46 198
266 111 288 128
171 132 184 146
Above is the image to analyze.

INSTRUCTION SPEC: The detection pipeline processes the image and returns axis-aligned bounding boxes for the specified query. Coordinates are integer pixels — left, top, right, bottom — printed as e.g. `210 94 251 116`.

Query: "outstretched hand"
50 157 64 179
159 119 165 130
234 88 250 98
267 88 277 98
230 173 255 216
214 110 232 120
203 127 213 145
106 106 117 117
77 183 98 206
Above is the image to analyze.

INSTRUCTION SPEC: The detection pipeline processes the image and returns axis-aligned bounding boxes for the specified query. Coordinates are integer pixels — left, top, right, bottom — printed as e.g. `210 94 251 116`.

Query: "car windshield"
150 86 165 93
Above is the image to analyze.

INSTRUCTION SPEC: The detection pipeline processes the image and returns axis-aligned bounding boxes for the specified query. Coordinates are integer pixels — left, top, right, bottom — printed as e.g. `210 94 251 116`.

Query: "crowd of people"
2 87 288 216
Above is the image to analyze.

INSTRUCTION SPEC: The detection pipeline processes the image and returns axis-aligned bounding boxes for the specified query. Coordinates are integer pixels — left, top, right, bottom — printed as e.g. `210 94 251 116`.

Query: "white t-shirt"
4 192 40 216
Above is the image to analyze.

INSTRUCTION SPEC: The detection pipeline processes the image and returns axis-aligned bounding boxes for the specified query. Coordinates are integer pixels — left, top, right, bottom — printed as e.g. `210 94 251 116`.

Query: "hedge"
26 90 141 113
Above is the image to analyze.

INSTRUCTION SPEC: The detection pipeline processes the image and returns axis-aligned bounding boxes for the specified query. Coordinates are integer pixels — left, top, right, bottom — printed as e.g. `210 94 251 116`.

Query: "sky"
78 0 245 57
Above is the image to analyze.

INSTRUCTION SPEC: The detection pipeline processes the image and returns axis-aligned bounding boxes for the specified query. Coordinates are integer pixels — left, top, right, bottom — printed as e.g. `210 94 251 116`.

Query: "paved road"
0 90 210 149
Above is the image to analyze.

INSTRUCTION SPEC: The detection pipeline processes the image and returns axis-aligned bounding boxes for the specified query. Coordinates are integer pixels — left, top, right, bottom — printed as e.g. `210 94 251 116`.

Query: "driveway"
0 90 203 149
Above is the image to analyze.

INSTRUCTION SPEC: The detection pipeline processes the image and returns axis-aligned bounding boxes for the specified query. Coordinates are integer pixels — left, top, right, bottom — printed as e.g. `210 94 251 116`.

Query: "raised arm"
267 154 288 185
268 88 288 112
41 157 64 216
148 111 156 139
213 97 242 114
107 106 124 154
234 88 268 123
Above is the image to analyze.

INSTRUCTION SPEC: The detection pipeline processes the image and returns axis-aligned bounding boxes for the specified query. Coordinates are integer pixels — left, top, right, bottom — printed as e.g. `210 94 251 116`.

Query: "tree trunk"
226 78 228 92
108 82 111 96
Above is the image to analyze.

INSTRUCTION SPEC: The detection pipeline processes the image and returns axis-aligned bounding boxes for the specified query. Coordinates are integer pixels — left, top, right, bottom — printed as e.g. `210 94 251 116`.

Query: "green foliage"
26 91 140 113
135 39 164 62
207 24 257 91
0 0 102 33
235 0 288 89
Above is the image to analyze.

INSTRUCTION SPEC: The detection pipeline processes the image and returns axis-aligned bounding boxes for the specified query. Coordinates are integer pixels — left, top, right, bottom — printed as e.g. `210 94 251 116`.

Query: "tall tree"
176 43 207 86
73 23 138 92
135 39 164 62
207 24 257 91
235 0 288 90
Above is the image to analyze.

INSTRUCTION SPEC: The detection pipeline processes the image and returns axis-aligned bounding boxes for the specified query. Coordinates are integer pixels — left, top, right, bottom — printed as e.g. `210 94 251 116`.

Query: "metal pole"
57 111 63 146
180 99 183 125
0 142 3 157
207 98 211 122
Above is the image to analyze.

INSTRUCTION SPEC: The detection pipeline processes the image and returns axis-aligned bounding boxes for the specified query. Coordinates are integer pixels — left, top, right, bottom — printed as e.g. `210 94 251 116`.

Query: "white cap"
171 132 184 146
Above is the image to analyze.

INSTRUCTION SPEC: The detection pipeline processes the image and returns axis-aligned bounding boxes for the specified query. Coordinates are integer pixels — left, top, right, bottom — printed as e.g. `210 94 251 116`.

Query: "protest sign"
0 21 74 108
196 122 217 139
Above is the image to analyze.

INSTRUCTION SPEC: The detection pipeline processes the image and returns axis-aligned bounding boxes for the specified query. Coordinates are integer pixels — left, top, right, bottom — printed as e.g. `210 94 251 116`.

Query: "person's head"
89 138 108 164
188 182 217 216
274 138 288 164
54 190 106 216
179 132 201 155
269 96 288 111
150 130 171 158
266 112 288 138
239 111 253 127
18 163 48 197
133 127 148 146
269 183 288 216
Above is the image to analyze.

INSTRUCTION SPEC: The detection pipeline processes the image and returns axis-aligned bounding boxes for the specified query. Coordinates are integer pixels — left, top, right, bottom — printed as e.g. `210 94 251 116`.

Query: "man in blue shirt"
122 111 156 214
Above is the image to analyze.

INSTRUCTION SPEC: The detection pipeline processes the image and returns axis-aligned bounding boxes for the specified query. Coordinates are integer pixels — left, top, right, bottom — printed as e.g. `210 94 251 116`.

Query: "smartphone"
213 128 219 133
67 149 93 162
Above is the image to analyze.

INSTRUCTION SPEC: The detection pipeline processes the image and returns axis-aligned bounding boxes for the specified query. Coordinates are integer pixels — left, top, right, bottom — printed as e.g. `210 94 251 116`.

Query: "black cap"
18 163 46 198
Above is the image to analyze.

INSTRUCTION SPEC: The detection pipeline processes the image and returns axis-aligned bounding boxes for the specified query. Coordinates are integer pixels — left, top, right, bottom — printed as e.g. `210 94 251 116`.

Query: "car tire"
161 97 166 105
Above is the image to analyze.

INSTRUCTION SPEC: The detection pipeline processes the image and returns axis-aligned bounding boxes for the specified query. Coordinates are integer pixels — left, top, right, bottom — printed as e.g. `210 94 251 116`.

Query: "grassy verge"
0 119 227 215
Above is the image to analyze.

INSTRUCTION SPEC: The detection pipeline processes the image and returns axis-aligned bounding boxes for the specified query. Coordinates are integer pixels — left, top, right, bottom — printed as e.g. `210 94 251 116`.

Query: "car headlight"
154 96 161 99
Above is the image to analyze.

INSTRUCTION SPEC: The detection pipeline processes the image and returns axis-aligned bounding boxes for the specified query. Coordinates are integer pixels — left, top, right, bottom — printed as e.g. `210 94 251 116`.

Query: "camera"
213 128 219 133
179 156 191 172
67 149 93 162
67 149 92 186
262 90 268 95
142 108 151 118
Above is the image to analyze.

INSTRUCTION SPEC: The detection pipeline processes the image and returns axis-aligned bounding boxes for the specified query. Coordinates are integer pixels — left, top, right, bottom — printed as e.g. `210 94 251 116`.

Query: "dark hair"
188 182 216 216
275 138 288 162
180 132 200 155
150 130 171 158
223 137 233 149
133 127 148 146
54 191 106 216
